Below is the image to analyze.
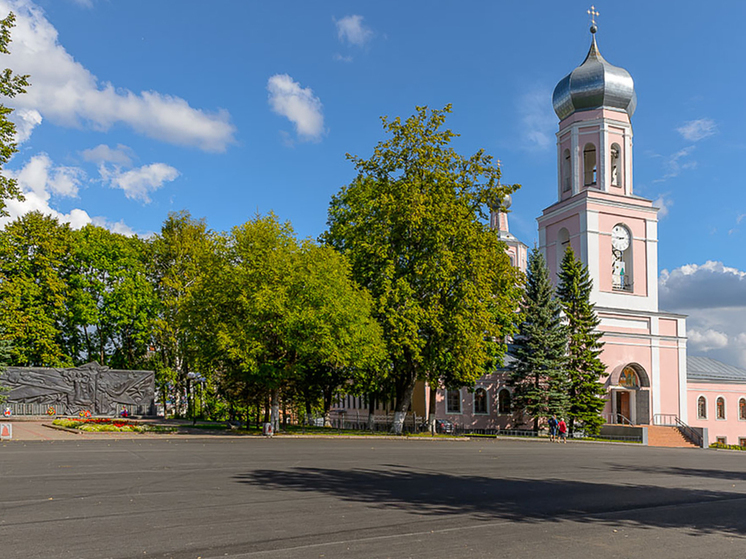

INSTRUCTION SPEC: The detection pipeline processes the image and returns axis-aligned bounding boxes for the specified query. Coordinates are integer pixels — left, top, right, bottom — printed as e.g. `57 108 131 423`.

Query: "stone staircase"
646 425 699 448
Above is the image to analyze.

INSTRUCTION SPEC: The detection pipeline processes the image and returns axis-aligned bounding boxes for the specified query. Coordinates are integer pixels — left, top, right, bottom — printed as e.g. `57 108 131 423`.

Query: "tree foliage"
0 212 73 367
194 214 385 430
325 105 521 432
556 247 607 435
0 12 29 216
509 248 568 430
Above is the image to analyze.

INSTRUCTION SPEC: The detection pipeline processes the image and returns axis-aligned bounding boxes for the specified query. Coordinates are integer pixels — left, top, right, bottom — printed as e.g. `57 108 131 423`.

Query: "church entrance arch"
610 364 650 425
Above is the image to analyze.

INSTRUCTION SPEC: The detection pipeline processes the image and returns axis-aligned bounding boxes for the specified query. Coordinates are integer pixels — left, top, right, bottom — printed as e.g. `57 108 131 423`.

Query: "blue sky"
1 0 745 366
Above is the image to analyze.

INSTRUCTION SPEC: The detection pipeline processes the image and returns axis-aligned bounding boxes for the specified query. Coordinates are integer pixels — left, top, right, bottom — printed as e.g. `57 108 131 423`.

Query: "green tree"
194 214 385 432
509 248 568 431
325 105 520 433
288 241 386 425
0 212 73 367
0 12 29 216
149 211 213 417
556 247 607 435
66 225 157 368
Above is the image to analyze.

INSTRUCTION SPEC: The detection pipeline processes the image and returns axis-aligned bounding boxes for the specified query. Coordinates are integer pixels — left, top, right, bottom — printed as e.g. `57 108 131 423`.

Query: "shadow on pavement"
235 467 746 536
609 464 746 482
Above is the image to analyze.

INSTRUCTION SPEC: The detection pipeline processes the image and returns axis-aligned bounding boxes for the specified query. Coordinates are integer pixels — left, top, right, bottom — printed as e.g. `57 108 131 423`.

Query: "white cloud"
1 154 98 231
0 0 235 151
91 216 135 236
11 108 42 143
654 146 697 182
267 74 325 142
334 15 373 47
677 118 716 142
12 153 83 198
688 328 729 352
100 162 179 203
653 193 672 218
81 144 134 166
517 87 555 150
660 261 746 309
333 53 353 63
660 261 746 368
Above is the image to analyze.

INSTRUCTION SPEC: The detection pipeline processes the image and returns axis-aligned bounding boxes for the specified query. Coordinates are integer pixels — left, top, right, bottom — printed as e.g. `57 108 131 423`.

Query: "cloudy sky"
0 0 744 366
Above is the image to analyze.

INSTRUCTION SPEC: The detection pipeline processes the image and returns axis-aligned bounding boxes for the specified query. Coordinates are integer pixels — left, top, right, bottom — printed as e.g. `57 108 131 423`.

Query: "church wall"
658 343 683 417
659 318 679 337
687 383 746 446
596 209 649 296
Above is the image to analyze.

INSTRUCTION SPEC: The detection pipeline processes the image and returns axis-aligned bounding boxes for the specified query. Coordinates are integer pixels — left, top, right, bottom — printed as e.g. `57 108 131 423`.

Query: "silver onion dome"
552 27 637 121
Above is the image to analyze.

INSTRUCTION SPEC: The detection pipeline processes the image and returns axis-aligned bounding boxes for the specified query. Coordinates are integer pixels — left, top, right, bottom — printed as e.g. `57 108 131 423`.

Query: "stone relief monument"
2 362 155 416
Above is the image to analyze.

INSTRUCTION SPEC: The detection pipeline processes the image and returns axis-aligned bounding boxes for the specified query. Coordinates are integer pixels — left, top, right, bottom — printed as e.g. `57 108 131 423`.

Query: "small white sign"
0 423 12 440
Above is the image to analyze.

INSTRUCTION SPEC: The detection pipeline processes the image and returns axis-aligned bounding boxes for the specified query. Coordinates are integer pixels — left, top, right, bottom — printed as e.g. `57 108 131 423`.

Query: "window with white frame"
716 436 727 445
583 143 597 186
740 398 746 421
698 396 707 419
474 388 488 415
497 389 511 415
717 397 726 420
446 389 461 414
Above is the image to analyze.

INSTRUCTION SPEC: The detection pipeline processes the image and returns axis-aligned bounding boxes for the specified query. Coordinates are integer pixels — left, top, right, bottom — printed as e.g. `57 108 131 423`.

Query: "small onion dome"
488 193 511 212
552 27 637 121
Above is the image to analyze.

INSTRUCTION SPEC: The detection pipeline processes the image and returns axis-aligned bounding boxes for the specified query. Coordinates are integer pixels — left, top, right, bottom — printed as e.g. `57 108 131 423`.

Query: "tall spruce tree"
509 248 568 431
556 247 607 435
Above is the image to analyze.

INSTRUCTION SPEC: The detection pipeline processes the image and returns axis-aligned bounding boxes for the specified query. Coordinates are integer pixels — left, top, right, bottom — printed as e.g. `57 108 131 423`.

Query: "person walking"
548 414 558 442
558 418 567 443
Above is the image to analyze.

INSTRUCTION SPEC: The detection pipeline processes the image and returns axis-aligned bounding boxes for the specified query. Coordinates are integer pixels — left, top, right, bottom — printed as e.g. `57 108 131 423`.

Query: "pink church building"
334 24 746 447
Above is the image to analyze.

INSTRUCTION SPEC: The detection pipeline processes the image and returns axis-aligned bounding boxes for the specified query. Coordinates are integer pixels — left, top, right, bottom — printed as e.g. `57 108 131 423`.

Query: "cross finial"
587 5 599 28
496 158 502 169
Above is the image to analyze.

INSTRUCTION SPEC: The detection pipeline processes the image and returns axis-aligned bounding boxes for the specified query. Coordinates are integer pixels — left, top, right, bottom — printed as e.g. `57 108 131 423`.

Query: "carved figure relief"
1 362 155 416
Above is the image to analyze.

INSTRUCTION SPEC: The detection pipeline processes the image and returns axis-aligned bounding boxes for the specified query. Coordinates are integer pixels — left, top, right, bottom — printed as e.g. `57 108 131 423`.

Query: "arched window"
583 143 597 186
497 389 511 415
740 398 746 421
698 396 707 419
610 143 621 187
562 149 571 192
474 388 488 415
446 389 461 414
557 228 570 272
619 366 639 388
717 397 726 420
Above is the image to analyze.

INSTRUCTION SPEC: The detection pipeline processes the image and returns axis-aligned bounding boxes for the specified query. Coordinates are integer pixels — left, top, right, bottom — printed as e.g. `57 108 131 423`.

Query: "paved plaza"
2 430 746 558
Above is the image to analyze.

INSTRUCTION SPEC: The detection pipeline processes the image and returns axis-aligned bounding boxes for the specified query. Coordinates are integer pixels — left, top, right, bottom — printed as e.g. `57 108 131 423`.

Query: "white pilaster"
626 131 634 195
586 210 600 300
646 219 659 310
678 318 688 423
651 338 661 417
571 126 579 196
599 122 608 192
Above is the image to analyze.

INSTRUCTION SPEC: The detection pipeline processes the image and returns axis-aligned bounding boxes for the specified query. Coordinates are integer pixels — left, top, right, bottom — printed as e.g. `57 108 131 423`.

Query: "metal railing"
602 412 635 426
652 414 703 448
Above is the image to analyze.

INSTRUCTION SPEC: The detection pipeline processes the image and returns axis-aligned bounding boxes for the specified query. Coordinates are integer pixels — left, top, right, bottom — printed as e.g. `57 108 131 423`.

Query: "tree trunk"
270 388 280 433
322 387 333 427
367 395 376 431
428 384 437 435
392 375 417 435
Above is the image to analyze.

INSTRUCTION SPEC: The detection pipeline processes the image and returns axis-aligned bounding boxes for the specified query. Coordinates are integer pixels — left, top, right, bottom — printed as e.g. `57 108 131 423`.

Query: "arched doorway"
611 364 650 425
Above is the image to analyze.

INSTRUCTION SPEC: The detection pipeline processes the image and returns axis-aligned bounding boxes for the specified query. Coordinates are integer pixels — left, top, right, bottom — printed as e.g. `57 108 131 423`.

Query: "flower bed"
52 418 172 433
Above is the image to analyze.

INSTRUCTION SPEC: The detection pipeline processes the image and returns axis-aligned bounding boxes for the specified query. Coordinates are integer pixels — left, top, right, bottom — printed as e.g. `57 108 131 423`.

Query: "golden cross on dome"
587 5 599 26
496 159 502 168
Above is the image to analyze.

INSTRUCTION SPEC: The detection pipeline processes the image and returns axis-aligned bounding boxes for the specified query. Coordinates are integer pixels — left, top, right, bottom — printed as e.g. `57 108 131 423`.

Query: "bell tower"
537 16 688 426
538 21 656 313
